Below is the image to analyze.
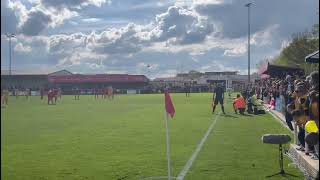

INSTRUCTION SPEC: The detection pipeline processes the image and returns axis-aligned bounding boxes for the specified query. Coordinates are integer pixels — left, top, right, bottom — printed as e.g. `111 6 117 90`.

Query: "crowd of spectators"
247 71 319 160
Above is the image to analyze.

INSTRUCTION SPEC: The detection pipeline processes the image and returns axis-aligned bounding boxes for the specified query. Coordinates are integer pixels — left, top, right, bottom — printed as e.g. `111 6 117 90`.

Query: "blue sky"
1 0 318 78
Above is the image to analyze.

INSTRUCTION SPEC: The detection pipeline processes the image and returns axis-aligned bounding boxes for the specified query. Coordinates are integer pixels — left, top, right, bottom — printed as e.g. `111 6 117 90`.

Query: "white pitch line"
176 112 221 180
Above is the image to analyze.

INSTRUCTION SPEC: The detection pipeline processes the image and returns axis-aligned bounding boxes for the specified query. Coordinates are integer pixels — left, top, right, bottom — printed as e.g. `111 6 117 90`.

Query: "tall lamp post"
245 3 252 84
5 33 15 75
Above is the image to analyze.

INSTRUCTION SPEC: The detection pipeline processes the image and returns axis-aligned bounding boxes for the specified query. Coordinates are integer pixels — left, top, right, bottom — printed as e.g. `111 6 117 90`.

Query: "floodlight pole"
6 33 15 75
245 3 252 84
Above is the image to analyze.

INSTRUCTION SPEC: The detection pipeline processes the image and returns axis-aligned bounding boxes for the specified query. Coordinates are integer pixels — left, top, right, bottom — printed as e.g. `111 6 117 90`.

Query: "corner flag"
164 90 175 180
165 91 175 118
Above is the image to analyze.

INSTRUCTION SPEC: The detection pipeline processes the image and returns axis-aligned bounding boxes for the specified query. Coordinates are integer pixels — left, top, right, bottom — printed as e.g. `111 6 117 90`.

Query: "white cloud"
151 6 214 44
2 0 110 36
57 50 107 67
153 69 178 78
3 0 312 77
40 0 110 9
82 18 102 23
86 62 105 69
200 60 237 72
175 0 230 8
250 24 279 46
7 0 29 27
19 8 52 36
107 70 126 74
143 34 247 57
136 62 159 72
14 42 32 53
191 0 228 6
223 45 246 57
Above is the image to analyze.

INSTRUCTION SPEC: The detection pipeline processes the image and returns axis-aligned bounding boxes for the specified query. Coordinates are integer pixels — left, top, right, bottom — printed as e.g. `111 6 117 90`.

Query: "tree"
273 24 319 74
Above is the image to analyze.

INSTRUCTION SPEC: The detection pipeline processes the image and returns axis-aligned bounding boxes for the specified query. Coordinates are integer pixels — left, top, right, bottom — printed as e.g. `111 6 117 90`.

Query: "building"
1 74 48 90
1 70 149 94
152 70 260 92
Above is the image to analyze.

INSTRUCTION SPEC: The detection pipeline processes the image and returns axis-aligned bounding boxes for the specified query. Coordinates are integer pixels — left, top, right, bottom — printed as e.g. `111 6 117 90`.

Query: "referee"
212 83 226 114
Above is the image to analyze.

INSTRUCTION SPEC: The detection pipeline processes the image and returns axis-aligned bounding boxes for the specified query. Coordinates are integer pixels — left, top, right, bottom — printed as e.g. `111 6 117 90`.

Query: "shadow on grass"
221 114 238 118
242 114 254 117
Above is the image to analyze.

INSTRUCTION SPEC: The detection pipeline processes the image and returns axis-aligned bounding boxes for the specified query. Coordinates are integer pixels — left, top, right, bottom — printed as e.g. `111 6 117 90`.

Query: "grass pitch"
1 93 304 179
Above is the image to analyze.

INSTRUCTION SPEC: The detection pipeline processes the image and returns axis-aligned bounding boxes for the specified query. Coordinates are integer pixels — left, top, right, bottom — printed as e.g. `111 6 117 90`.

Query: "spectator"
307 71 319 159
233 94 246 115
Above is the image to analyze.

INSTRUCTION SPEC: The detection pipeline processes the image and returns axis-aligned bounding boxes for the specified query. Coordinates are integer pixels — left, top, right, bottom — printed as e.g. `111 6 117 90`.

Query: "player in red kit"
107 86 114 100
47 89 54 105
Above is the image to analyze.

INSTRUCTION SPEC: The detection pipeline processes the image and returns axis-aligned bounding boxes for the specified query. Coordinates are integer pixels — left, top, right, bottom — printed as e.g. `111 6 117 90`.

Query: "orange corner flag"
165 90 175 118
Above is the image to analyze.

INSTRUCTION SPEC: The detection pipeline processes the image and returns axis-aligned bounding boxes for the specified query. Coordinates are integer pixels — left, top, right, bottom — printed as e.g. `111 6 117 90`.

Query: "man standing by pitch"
212 83 226 114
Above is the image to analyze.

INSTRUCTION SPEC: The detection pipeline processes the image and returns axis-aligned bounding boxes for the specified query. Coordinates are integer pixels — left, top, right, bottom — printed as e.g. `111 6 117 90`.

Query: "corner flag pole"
164 90 175 180
165 111 172 180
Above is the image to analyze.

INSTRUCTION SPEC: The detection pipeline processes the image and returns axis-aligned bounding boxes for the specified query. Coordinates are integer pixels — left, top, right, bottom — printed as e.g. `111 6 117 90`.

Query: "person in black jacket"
212 83 225 114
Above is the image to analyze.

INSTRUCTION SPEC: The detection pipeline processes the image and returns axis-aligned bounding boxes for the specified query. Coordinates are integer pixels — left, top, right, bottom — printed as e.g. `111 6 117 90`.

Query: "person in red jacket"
233 94 246 115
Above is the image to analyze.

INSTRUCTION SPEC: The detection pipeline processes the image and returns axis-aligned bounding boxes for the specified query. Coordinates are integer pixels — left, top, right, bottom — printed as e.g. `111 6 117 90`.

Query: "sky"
1 0 319 78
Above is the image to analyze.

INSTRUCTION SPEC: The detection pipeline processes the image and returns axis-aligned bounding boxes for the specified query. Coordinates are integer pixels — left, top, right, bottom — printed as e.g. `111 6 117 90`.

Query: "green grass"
1 93 304 180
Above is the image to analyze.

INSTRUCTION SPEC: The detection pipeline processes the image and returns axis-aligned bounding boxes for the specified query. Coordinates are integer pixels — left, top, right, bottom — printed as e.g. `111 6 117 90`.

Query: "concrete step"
264 104 319 179
288 144 319 179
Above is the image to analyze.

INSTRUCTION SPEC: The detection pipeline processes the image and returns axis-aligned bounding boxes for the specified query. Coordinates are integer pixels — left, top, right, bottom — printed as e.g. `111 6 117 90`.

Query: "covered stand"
259 62 304 77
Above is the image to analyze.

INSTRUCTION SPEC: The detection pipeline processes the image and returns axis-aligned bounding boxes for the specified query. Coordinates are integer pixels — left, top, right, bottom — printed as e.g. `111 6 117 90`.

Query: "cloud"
1 0 110 36
40 0 110 9
86 62 105 70
14 42 32 53
223 45 246 57
48 33 87 55
19 9 52 36
151 6 214 44
81 18 102 23
153 69 178 78
80 5 216 57
1 0 20 34
57 51 107 67
194 0 318 38
2 0 72 36
250 24 279 46
2 0 317 77
136 62 159 72
175 0 228 7
16 8 279 70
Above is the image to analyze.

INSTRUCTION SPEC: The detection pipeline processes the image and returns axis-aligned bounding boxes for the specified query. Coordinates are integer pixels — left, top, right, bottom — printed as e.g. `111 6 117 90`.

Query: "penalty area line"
176 112 221 180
